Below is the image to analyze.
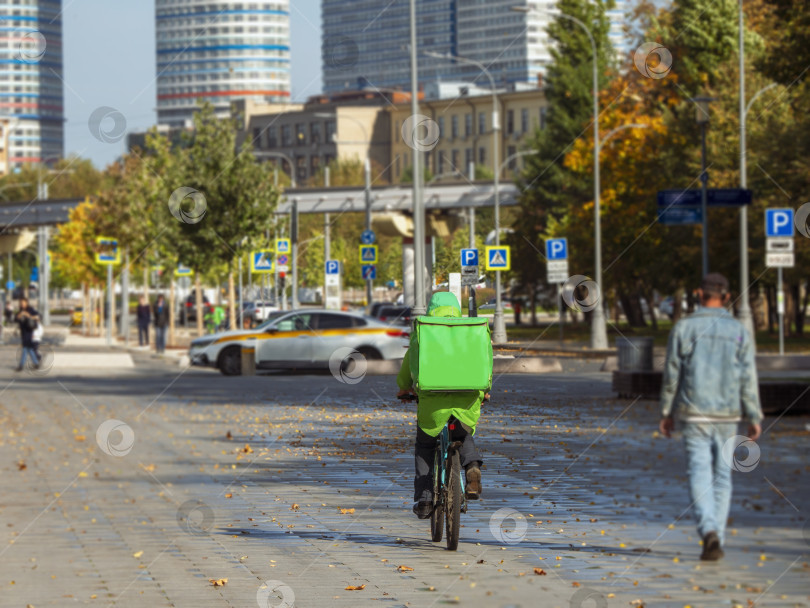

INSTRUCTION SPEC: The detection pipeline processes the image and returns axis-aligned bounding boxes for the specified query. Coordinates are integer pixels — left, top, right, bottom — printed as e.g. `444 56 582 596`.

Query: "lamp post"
424 49 506 342
512 5 607 349
254 151 296 309
692 96 715 278
409 0 427 317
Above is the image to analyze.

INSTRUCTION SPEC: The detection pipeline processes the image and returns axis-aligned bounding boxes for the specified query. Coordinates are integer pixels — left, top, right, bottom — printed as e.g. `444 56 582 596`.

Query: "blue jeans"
682 422 737 544
155 326 166 353
19 346 39 369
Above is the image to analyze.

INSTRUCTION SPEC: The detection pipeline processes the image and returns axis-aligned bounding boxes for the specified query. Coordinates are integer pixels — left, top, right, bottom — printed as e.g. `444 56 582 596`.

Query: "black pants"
414 423 482 502
138 323 149 346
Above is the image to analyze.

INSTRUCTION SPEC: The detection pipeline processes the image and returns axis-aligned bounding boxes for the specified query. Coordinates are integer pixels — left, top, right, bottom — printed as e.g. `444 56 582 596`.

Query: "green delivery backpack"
409 316 493 391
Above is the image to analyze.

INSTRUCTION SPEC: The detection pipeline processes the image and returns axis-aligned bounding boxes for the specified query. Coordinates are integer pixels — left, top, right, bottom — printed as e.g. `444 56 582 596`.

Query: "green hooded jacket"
397 292 489 436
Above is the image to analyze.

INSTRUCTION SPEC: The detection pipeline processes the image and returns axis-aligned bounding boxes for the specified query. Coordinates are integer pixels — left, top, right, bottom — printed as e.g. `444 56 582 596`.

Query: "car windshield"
256 311 287 330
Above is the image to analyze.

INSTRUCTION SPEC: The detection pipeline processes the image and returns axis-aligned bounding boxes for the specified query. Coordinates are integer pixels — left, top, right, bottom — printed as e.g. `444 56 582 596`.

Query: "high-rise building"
155 0 292 128
322 0 628 94
0 0 64 170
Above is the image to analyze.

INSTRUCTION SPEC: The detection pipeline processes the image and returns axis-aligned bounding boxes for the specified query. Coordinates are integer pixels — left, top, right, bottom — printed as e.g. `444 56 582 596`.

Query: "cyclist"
397 292 490 519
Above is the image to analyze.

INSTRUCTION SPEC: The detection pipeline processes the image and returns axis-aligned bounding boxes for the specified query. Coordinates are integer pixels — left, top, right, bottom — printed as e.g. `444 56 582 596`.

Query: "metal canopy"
0 197 87 229
276 182 520 215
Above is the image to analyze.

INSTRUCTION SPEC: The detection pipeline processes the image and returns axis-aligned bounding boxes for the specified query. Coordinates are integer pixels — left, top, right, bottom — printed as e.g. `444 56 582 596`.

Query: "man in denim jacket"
659 273 763 561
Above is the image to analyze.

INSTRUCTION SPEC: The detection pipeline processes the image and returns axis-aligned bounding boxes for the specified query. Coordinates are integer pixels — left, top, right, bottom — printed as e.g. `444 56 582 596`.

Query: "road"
1 346 808 607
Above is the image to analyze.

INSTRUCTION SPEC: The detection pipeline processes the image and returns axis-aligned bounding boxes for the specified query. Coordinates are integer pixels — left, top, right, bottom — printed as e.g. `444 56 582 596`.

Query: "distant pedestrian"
513 298 522 325
14 297 40 371
136 296 151 346
4 300 14 326
153 295 169 354
659 273 763 561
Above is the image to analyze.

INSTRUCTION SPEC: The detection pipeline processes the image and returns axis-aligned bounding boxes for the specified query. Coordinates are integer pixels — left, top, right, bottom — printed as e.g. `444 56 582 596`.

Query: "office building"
155 0 292 128
322 0 629 93
0 0 64 169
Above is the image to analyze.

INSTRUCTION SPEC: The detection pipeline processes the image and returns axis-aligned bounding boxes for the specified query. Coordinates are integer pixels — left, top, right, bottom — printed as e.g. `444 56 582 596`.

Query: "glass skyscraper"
0 0 64 170
322 0 628 93
155 0 291 128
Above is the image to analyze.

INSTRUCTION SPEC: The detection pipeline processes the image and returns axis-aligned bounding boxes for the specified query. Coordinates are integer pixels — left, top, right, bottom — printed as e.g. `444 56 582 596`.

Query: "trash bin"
616 337 654 372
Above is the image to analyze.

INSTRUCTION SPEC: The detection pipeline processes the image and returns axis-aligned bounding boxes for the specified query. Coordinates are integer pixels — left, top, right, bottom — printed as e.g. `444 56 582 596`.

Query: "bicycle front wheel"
445 450 461 551
430 445 444 542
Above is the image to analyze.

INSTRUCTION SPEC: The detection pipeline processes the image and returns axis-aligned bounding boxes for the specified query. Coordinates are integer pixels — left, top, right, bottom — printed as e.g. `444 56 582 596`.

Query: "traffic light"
279 271 286 290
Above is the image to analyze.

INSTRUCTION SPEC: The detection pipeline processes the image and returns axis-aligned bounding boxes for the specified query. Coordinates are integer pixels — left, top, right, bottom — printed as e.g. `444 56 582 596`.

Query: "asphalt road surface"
1 346 808 607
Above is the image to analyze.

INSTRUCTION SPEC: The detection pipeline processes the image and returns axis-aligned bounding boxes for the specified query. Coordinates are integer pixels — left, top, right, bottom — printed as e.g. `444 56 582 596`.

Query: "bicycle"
401 394 466 551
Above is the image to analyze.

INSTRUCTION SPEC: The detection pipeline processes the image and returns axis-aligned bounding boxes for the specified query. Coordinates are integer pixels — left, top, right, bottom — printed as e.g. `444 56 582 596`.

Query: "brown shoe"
700 531 724 561
465 464 481 500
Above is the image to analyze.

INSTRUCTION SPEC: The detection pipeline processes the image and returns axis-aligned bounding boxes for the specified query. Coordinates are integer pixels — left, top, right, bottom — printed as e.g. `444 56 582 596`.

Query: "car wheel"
219 346 242 376
356 346 382 361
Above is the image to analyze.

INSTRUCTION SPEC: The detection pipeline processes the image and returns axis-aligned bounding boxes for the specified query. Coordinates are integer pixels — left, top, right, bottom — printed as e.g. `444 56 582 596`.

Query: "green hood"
427 292 461 318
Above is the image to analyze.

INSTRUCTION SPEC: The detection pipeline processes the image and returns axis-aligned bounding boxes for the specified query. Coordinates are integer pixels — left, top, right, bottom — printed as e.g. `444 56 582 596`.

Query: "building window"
464 113 472 137
267 126 277 147
295 123 306 145
451 149 459 169
395 154 401 178
296 155 307 181
451 115 458 138
464 148 473 170
252 127 262 148
478 146 486 165
310 122 321 144
521 108 529 133
478 113 486 135
310 155 321 177
540 107 547 130
438 116 445 138
438 150 445 175
325 120 336 142
506 110 514 135
394 121 400 142
507 145 517 170
281 124 292 146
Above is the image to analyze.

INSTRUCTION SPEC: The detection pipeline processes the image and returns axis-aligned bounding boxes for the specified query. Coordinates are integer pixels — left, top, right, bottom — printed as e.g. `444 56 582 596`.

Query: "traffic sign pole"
778 267 784 356
106 264 113 347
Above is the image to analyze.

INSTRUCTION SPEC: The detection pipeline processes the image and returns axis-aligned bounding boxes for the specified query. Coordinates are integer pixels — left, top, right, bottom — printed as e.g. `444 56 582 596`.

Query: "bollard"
240 346 256 376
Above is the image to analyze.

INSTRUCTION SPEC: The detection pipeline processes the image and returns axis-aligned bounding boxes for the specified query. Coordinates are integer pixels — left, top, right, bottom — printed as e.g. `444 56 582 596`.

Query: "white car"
189 309 410 375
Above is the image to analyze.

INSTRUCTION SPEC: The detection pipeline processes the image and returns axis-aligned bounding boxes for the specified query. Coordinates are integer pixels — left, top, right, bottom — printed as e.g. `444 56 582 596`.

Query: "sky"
62 0 323 169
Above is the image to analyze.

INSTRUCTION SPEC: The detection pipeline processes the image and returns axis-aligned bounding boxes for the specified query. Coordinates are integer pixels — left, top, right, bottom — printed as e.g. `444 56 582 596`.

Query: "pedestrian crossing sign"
276 238 291 254
485 246 510 271
359 245 378 264
95 236 121 265
174 265 193 277
251 250 274 274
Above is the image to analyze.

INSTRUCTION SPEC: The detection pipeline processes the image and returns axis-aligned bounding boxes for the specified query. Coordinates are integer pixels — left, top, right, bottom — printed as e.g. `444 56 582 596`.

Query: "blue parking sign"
545 238 568 260
325 260 340 275
461 248 478 267
765 208 794 238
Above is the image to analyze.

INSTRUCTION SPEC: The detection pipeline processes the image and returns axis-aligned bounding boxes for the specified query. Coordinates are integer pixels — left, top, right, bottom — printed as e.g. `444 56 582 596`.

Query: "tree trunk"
672 286 685 323
110 274 117 339
644 287 658 331
753 284 767 331
228 270 237 330
530 283 538 327
169 276 176 347
143 264 149 298
82 283 87 335
620 292 646 327
195 274 204 336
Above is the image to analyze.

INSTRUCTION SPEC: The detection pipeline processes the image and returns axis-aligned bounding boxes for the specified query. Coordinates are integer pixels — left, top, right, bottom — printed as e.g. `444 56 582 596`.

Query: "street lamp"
692 96 715 278
512 4 607 349
423 49 507 342
408 0 427 318
254 151 296 310
315 112 375 306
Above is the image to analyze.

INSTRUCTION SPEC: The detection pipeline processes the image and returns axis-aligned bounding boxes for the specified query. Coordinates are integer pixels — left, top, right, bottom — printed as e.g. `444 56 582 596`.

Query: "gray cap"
700 272 729 295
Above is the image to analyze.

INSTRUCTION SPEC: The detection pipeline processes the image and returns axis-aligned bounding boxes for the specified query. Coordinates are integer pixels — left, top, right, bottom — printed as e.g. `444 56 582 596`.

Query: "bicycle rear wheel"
430 445 444 542
445 450 461 551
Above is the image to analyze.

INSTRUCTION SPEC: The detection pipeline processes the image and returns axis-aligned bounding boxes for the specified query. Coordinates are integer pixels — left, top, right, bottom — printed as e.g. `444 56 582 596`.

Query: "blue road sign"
276 254 289 267
30 266 38 282
361 230 376 245
359 245 378 263
5 280 14 291
325 260 340 275
658 189 752 208
461 248 479 267
252 251 273 272
658 206 702 225
362 265 377 280
765 208 794 238
276 238 291 254
485 246 510 271
545 238 568 260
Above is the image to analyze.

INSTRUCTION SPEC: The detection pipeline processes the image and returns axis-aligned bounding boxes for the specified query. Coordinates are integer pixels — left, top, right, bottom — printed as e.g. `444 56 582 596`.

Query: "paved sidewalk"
0 348 808 607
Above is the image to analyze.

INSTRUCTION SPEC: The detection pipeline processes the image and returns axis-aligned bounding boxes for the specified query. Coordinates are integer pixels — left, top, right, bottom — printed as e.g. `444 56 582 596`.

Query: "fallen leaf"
339 508 355 515
572 581 581 587
132 551 143 558
345 584 366 591
534 568 547 575
241 444 253 453
225 493 233 499
74 435 86 442
17 461 26 471
225 431 232 440
209 578 228 587
142 464 156 472
291 503 299 510
397 565 414 572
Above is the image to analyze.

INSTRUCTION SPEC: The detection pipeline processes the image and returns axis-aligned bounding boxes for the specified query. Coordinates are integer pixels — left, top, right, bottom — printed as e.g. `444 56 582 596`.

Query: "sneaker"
412 501 432 519
700 531 724 561
465 464 482 500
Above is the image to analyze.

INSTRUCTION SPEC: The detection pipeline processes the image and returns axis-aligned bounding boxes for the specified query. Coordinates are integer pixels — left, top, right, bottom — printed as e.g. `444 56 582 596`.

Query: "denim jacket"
660 307 762 424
